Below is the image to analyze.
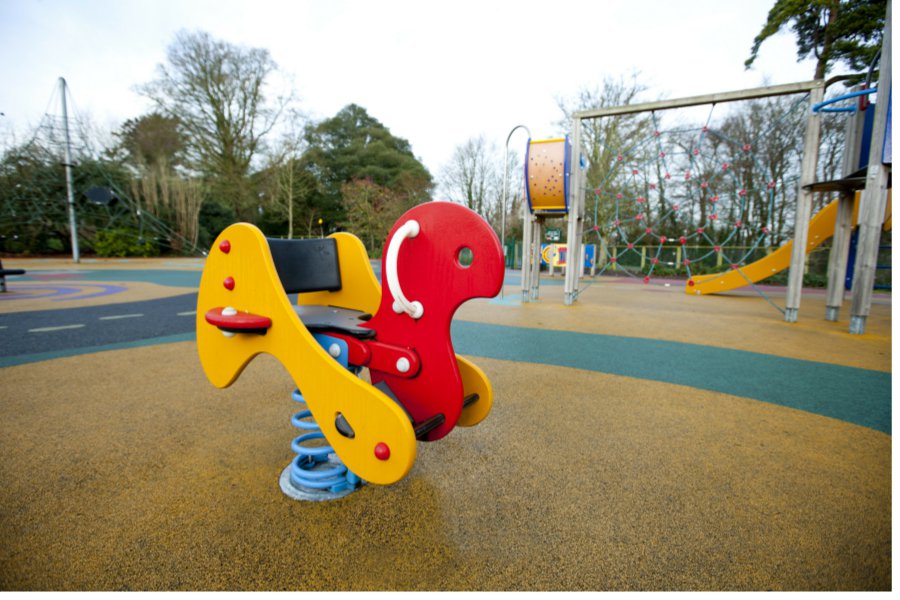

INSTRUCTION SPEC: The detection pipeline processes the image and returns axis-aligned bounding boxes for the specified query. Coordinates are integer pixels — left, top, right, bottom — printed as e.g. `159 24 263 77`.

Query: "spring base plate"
278 461 365 502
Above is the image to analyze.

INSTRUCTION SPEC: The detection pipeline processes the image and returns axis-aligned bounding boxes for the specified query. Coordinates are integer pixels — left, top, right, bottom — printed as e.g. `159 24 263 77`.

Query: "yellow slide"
687 195 857 295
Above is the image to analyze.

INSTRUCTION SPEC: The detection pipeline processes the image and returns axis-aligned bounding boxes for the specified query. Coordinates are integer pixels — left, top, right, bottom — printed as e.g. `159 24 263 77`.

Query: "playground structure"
195 202 504 500
519 37 890 335
516 10 891 335
520 136 586 300
584 15 888 336
0 7 892 592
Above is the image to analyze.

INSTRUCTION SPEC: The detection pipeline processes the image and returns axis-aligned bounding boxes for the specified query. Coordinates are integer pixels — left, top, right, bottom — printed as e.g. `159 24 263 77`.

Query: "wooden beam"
575 81 822 120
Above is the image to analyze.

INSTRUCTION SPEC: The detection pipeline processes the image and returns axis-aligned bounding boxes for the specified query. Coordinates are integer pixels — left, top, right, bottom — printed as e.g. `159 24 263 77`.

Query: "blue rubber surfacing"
450 321 892 435
1 266 890 435
5 320 886 435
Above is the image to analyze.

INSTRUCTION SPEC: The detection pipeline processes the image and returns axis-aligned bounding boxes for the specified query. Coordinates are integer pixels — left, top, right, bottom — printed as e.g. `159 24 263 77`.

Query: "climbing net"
0 81 200 255
583 94 811 288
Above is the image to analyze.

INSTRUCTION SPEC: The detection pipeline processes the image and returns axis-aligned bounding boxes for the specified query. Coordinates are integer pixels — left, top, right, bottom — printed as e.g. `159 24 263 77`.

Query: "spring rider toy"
196 202 504 500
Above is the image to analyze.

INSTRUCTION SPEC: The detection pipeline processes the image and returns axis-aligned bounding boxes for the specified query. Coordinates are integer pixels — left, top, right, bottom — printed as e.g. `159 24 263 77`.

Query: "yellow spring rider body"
196 202 504 498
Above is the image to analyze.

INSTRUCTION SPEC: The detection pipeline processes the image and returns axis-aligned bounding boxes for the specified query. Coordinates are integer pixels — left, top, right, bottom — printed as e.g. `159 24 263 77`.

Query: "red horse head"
364 201 504 440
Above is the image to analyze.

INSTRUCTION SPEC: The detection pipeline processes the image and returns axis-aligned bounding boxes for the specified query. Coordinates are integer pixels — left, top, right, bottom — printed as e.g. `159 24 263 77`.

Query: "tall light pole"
59 77 80 263
501 125 530 299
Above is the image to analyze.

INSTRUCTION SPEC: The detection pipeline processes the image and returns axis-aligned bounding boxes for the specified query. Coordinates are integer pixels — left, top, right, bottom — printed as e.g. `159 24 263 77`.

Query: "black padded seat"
266 237 374 339
294 304 375 339
267 237 341 294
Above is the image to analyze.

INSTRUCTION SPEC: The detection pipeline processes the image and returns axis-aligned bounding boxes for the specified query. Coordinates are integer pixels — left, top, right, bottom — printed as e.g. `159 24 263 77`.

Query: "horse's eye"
457 247 474 268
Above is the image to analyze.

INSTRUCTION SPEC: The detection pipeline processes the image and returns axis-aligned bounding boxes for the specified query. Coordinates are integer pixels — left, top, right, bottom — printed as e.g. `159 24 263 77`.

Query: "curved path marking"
13 269 202 287
0 283 128 301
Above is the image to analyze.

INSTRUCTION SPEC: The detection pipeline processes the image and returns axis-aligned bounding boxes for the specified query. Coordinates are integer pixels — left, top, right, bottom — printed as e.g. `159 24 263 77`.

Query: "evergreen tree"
114 113 185 172
298 104 432 234
746 0 886 79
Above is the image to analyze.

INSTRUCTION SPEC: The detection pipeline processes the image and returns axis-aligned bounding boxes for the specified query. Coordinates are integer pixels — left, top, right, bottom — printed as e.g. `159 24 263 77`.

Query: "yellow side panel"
455 355 493 427
195 224 415 485
297 232 382 314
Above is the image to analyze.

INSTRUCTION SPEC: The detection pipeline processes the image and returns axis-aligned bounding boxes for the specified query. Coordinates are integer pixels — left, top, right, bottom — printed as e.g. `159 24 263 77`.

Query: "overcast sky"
0 0 819 188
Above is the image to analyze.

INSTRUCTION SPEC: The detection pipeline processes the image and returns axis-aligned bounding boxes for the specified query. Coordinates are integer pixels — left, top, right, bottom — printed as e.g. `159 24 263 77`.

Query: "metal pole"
501 125 530 300
59 77 80 263
521 200 533 302
563 117 584 305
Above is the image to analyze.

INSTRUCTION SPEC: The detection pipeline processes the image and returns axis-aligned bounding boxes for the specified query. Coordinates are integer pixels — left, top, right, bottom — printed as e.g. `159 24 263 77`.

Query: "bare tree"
258 109 317 238
340 177 420 253
556 72 653 233
129 161 205 251
439 135 501 218
138 30 291 220
715 96 808 247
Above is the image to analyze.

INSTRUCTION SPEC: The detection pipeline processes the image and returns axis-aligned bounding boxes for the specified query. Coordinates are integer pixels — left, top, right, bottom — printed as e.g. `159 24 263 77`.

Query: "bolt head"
374 442 390 461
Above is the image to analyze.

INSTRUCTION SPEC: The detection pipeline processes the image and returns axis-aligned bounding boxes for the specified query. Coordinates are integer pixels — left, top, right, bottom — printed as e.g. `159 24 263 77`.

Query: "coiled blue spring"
279 332 364 501
288 388 361 493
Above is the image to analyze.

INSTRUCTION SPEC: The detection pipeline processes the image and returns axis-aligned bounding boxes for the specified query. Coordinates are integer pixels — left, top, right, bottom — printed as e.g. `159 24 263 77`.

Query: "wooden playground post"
521 207 544 302
784 80 825 323
521 202 533 301
530 217 542 300
824 92 869 321
849 0 892 335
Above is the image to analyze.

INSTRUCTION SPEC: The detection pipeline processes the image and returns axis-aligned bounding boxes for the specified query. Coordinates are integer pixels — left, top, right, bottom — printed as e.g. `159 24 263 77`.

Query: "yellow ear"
455 355 493 427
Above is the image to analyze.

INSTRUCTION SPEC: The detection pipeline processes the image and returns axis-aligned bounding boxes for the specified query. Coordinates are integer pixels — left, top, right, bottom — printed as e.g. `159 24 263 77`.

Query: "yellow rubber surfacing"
0 344 890 590
0 256 891 590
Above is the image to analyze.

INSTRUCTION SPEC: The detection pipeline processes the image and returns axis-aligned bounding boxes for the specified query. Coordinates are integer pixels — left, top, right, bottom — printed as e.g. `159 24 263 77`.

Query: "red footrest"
205 307 272 331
